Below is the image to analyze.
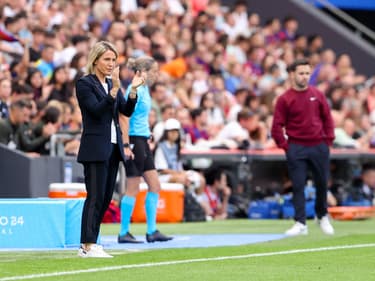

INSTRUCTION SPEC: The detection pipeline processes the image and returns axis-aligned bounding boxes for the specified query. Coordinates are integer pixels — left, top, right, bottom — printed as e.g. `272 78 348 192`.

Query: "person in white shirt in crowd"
331 110 372 149
226 88 251 122
199 91 225 138
154 117 205 189
152 104 176 143
215 107 259 149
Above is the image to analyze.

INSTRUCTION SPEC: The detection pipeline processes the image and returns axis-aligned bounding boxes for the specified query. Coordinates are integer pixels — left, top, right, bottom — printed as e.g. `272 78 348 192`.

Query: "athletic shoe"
285 221 308 236
77 244 113 258
118 232 144 243
318 215 335 235
146 230 173 243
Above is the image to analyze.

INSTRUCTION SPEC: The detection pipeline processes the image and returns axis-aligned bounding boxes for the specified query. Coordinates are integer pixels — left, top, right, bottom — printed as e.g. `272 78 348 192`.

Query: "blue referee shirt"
125 84 151 137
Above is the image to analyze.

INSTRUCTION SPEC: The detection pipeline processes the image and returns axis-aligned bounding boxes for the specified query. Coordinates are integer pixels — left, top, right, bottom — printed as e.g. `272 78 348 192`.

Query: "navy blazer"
75 74 137 163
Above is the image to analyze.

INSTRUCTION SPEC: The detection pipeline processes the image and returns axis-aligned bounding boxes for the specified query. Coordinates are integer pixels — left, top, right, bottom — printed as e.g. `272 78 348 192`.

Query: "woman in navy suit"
75 41 144 258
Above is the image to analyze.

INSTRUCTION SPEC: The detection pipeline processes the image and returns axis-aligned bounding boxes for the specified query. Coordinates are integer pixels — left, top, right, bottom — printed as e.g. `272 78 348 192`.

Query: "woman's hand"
124 147 134 160
111 66 121 89
110 66 121 98
130 70 145 89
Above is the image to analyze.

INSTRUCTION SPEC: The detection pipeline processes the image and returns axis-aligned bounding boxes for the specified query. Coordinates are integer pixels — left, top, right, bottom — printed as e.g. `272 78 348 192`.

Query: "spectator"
69 52 87 83
346 163 375 206
306 34 323 55
331 110 372 149
1 15 24 57
257 63 283 96
154 118 205 189
117 0 138 16
0 99 32 149
10 82 34 104
28 26 46 63
199 91 225 137
174 71 195 110
226 88 250 122
277 15 298 42
47 65 73 104
224 61 247 94
160 49 194 79
152 104 176 143
231 0 249 39
25 68 44 101
34 44 55 83
54 35 90 68
60 102 74 131
150 82 169 121
196 168 231 220
216 108 259 149
263 17 282 46
18 105 60 155
184 107 210 145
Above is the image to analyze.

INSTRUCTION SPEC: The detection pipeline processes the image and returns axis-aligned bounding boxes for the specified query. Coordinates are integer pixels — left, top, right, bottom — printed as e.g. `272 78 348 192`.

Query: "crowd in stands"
0 0 374 217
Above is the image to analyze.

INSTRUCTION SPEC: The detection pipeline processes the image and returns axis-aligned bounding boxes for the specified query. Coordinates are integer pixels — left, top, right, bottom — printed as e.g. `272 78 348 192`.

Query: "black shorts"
124 136 155 177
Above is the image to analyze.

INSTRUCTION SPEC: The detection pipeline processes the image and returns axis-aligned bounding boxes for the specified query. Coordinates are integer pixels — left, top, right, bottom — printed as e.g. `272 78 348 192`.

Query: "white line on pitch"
1 243 374 281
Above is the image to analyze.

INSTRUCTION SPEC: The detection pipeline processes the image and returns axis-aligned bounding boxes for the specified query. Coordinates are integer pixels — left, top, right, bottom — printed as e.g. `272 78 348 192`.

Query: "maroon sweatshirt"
271 86 335 150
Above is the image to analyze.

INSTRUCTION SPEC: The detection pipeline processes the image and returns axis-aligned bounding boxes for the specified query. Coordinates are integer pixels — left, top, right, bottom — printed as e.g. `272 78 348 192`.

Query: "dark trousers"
80 144 121 243
286 142 330 224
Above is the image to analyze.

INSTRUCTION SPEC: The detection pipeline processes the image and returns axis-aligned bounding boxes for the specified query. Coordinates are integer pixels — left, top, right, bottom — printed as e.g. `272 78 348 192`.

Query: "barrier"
0 198 83 248
132 183 184 223
0 144 84 198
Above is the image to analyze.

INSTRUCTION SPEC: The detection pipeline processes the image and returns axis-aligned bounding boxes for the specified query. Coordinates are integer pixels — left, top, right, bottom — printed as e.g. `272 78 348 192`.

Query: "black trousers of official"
80 144 121 243
286 142 330 224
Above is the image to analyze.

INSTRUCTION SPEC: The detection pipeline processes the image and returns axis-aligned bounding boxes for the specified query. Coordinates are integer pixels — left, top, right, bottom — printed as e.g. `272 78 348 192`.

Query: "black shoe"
146 230 173 243
118 232 144 244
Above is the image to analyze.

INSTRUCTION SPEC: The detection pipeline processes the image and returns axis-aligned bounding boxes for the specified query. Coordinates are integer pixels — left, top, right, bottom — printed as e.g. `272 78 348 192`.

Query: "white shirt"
227 104 242 122
121 0 138 14
166 0 185 15
154 142 183 171
216 121 249 141
102 82 117 144
205 108 225 127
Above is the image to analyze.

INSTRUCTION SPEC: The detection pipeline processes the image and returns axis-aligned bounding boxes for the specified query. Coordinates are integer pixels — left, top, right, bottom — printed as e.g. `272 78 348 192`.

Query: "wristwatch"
123 143 130 148
129 88 137 99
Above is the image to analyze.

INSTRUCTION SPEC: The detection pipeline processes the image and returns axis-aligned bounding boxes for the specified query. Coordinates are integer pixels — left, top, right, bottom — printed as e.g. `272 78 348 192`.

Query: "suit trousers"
80 144 121 243
286 142 330 224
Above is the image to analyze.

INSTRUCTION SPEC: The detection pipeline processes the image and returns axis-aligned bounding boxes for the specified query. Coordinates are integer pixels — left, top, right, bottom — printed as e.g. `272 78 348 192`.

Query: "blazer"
75 74 137 163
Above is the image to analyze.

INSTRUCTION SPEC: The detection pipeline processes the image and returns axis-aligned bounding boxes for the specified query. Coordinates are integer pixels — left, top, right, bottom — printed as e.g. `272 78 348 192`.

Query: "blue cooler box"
248 200 281 219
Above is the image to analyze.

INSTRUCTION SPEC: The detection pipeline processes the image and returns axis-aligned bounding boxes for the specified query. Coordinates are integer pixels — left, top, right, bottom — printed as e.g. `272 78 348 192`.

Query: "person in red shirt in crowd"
195 168 231 220
271 58 335 236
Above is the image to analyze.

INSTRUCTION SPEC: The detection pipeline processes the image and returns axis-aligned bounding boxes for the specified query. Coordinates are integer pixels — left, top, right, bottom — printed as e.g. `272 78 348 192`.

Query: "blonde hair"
86 41 118 74
126 56 156 73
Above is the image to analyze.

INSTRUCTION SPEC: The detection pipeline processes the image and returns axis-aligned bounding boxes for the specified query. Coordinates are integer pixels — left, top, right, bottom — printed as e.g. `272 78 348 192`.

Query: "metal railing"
306 0 375 42
50 132 81 157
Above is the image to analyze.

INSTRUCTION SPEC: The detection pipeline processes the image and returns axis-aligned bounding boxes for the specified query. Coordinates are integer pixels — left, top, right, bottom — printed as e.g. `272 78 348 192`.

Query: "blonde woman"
75 41 143 258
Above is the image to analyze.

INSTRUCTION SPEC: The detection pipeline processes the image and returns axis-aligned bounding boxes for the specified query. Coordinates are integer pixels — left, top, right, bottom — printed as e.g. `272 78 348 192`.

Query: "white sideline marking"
1 243 375 281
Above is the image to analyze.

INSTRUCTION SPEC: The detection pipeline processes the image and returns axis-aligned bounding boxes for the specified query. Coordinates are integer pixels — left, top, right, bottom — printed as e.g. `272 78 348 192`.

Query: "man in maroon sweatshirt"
271 58 335 236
